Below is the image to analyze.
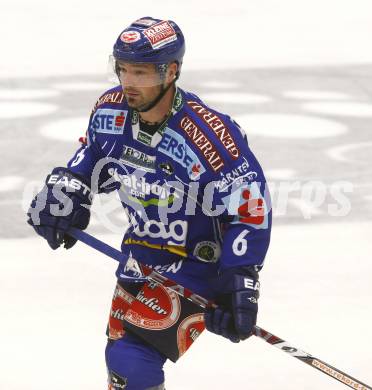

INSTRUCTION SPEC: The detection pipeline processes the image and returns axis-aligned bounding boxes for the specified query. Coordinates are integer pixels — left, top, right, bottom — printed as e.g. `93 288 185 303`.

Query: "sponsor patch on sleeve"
91 109 128 135
222 182 269 229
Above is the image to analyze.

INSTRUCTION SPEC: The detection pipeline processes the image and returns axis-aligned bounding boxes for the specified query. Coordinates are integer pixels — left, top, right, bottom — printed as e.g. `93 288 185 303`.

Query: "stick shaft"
253 327 371 389
69 228 371 390
68 228 214 308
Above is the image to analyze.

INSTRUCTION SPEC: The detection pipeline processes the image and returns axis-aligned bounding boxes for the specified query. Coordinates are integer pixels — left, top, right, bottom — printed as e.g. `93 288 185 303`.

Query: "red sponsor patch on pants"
123 281 206 362
108 284 136 340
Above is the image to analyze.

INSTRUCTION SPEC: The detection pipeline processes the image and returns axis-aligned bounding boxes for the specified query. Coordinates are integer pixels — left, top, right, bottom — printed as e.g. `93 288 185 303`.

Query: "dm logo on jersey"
158 128 206 180
222 182 269 229
91 109 128 135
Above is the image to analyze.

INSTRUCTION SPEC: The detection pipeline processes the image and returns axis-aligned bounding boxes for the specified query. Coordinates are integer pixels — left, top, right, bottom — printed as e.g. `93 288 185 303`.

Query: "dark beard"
126 96 139 107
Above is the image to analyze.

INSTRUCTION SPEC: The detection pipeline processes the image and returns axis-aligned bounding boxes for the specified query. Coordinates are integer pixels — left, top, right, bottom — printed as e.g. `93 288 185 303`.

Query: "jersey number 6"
232 229 249 256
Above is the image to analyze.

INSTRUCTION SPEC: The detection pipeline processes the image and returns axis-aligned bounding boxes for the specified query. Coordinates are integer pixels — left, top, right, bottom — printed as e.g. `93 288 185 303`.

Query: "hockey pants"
106 333 166 390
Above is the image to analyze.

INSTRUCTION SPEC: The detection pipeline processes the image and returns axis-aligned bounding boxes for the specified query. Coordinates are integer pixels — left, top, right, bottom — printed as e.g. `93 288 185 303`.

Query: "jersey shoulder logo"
222 182 269 229
187 100 240 159
91 109 128 135
92 90 125 113
179 115 225 172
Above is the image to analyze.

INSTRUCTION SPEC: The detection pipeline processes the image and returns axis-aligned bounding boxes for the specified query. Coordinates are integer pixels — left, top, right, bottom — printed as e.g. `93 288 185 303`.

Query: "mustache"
124 88 140 94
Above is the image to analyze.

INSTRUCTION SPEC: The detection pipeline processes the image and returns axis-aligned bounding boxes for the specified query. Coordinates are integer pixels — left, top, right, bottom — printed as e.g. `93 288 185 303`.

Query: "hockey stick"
68 227 372 390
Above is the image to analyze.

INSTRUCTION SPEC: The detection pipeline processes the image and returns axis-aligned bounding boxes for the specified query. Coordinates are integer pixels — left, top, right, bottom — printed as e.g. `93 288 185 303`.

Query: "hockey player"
27 17 272 390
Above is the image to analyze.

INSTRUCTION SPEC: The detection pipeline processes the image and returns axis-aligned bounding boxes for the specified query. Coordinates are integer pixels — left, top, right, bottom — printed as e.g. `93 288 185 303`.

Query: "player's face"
117 62 163 110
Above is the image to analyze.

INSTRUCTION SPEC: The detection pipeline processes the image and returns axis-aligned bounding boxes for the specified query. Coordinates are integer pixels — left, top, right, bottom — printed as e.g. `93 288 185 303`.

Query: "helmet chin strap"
137 77 177 113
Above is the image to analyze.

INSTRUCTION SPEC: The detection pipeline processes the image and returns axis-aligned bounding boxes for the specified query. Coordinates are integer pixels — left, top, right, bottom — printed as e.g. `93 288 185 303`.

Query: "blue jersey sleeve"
208 120 272 271
66 91 121 194
67 132 100 179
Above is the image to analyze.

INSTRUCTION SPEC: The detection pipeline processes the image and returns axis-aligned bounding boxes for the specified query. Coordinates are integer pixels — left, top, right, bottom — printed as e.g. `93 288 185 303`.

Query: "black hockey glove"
27 167 92 250
205 266 259 343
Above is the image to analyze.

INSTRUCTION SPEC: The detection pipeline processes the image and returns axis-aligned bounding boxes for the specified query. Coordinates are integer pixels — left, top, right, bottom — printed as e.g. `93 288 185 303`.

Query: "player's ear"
167 62 178 82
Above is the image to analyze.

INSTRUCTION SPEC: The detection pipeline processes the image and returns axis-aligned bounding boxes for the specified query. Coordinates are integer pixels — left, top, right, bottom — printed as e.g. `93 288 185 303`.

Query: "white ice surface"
1 222 371 390
2 0 372 78
2 1 372 389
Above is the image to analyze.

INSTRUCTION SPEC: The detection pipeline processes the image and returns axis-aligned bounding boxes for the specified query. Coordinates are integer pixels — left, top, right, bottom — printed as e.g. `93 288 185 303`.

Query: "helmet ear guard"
157 61 181 83
157 63 169 81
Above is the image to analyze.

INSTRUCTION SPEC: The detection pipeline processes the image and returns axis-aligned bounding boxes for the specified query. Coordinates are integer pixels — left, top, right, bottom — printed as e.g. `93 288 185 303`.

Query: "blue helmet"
113 17 185 75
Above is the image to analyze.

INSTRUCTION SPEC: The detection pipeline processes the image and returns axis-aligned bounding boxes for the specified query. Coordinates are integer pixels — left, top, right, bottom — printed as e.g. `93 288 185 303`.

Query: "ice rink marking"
200 92 271 105
0 102 58 119
303 102 372 117
326 142 372 163
0 176 25 193
265 169 297 180
0 89 60 100
40 117 88 142
52 82 114 91
199 81 240 89
283 90 352 100
236 113 348 138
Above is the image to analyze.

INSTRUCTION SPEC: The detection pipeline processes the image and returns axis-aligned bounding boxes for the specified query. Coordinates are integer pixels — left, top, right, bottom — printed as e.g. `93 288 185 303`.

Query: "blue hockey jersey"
67 85 272 298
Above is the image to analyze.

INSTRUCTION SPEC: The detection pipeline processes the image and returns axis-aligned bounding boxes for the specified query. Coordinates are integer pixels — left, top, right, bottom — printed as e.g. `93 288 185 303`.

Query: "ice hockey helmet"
113 17 185 78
